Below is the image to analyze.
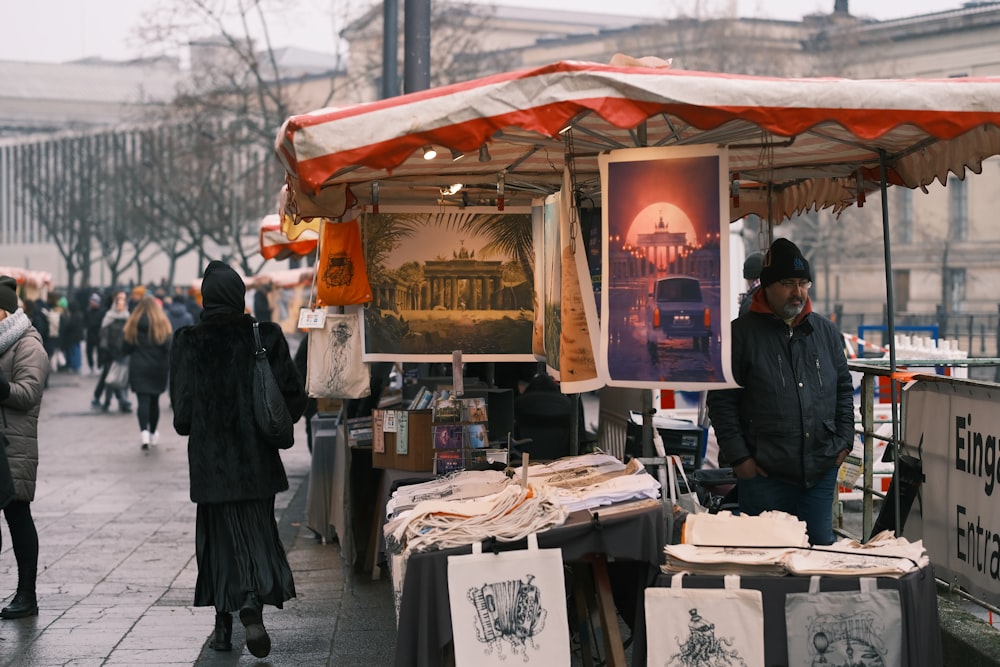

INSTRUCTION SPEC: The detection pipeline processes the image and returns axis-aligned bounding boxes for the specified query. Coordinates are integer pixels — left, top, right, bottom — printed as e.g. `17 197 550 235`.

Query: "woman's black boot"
0 590 38 619
209 611 232 651
239 592 270 658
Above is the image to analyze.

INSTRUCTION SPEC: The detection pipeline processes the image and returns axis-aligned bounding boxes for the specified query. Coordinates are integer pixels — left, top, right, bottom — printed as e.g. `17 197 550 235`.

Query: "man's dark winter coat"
169 313 306 504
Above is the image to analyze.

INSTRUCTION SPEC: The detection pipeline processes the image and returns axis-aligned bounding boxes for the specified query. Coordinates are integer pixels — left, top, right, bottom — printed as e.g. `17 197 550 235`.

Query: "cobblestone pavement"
0 370 395 666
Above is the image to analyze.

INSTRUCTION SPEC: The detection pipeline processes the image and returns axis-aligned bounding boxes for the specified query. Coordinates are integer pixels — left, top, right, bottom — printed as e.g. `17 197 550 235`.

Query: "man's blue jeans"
736 466 838 545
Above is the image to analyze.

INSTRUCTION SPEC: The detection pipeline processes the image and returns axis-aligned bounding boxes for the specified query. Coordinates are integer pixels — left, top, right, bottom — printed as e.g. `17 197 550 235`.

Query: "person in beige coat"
0 276 48 619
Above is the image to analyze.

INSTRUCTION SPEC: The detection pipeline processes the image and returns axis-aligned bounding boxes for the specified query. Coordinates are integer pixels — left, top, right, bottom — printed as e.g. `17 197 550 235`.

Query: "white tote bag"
785 576 902 667
447 534 571 666
645 573 765 667
667 454 708 517
306 308 371 399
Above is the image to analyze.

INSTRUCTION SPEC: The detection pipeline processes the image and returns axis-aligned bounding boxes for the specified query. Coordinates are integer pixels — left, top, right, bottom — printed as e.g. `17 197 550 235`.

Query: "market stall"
272 58 1000 664
0 266 53 302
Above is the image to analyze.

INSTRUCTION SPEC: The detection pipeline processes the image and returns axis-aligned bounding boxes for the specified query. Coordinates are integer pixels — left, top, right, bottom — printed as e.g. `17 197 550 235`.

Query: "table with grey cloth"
392 500 664 667
633 564 942 666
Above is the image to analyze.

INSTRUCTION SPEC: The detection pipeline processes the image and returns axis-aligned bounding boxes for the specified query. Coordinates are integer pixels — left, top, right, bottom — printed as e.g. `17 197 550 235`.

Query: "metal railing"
842 358 1000 621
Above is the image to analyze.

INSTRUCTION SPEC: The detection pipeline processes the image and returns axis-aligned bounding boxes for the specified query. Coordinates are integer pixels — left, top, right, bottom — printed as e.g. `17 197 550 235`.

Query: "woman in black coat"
169 261 306 658
123 296 172 449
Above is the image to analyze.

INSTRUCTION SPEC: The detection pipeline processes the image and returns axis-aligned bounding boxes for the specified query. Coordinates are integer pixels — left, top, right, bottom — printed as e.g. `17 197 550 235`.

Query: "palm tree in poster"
443 212 534 287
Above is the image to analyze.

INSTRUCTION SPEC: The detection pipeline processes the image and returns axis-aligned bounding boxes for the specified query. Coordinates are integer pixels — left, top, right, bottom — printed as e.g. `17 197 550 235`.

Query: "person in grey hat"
706 238 853 545
738 252 764 316
0 275 48 619
169 261 306 657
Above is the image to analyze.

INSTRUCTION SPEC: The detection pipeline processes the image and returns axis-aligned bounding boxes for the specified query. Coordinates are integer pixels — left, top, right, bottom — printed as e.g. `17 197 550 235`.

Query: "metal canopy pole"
403 0 431 94
878 149 903 538
382 0 400 99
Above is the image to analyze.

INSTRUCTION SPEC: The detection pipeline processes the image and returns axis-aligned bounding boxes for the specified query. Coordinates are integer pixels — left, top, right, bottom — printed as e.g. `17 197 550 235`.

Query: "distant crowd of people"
21 284 201 379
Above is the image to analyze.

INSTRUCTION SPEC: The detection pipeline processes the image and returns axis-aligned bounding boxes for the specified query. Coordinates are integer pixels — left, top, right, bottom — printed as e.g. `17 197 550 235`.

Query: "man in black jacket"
706 238 854 545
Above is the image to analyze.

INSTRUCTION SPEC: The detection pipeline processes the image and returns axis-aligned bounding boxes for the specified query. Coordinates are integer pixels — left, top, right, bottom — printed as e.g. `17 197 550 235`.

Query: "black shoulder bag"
251 322 295 449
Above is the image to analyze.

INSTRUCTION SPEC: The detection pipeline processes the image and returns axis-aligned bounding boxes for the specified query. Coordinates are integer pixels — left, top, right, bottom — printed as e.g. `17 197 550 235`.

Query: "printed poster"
360 206 535 362
598 146 736 390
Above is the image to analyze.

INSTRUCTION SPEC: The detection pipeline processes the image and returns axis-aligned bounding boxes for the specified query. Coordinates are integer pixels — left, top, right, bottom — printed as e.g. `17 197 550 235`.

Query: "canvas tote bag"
785 575 902 667
447 534 571 665
645 573 765 667
306 307 370 399
315 218 373 306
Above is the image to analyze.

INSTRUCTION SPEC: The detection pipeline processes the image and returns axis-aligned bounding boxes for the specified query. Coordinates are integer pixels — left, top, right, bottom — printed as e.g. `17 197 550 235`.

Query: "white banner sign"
905 380 1000 606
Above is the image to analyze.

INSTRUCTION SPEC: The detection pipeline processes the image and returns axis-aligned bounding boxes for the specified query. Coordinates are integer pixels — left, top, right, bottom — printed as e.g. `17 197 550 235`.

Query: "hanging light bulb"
478 144 491 162
450 148 465 162
422 146 438 160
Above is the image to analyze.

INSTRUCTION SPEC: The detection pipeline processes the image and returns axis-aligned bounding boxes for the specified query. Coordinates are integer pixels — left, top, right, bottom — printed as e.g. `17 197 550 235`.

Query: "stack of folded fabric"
784 530 928 577
662 544 794 575
680 510 810 548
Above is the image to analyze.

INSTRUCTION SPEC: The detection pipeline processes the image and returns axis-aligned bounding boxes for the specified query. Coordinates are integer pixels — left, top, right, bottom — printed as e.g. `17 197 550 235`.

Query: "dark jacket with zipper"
706 288 854 488
169 313 306 504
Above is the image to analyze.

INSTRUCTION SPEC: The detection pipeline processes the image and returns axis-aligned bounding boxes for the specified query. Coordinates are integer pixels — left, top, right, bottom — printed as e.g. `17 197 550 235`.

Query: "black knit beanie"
0 276 18 313
759 238 811 288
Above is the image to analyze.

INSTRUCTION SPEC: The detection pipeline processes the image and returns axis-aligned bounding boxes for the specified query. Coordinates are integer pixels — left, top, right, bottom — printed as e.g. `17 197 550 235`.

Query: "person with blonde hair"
123 296 172 450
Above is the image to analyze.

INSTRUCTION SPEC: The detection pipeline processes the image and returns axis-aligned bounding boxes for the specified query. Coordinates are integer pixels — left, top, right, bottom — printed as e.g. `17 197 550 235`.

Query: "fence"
838 309 1000 380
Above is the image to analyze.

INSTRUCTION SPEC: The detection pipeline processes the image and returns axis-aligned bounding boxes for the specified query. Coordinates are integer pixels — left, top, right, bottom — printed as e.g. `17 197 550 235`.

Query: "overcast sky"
0 0 982 64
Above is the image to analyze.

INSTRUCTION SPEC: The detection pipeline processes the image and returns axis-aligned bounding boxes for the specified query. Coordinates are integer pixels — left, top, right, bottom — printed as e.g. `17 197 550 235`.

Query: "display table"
633 565 942 667
371 467 437 577
392 499 664 667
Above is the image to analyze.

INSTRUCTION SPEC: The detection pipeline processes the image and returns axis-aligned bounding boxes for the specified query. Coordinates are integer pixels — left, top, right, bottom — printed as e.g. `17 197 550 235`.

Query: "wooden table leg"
589 553 627 667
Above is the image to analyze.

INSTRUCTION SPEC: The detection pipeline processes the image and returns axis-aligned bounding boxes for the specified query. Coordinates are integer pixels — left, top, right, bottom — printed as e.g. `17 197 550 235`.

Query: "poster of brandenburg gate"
360 207 536 362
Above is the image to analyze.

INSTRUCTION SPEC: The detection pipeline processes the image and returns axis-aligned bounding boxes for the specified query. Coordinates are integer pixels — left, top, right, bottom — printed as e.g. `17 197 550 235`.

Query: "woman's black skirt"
194 497 296 612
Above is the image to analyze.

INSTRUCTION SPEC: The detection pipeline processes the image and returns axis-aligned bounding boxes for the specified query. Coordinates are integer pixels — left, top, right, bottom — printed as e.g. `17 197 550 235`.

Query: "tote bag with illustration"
306 308 370 399
785 576 902 667
316 218 373 306
645 573 765 667
447 534 570 666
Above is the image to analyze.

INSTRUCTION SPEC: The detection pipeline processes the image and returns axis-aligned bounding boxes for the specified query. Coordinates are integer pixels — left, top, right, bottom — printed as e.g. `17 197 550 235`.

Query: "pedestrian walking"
169 260 306 658
123 296 172 450
83 293 104 374
253 282 273 323
93 292 132 413
58 298 84 373
163 295 194 332
45 295 65 372
0 275 48 619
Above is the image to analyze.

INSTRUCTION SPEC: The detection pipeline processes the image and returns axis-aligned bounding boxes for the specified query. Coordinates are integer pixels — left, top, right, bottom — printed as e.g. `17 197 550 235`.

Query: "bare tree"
131 0 350 276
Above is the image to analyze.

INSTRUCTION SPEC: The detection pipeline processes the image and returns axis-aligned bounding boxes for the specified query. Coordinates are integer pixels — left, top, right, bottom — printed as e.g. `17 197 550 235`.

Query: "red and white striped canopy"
258 214 318 260
275 60 1000 222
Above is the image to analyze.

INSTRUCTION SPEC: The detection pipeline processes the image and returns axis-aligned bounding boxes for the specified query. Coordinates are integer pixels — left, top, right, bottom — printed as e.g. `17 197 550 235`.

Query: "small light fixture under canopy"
422 145 438 160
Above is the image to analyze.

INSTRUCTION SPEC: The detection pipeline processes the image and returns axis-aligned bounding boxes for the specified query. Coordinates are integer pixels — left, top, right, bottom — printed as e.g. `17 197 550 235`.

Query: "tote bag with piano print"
645 573 765 667
447 534 570 665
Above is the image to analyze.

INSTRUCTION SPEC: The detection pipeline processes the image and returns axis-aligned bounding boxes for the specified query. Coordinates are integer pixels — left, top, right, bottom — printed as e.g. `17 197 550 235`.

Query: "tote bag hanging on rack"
645 573 765 667
785 576 902 667
447 534 571 666
305 306 370 399
316 218 373 306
